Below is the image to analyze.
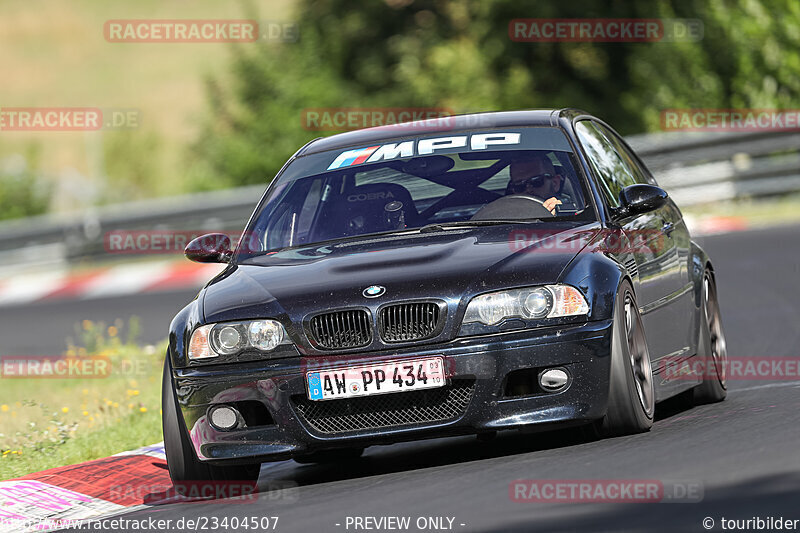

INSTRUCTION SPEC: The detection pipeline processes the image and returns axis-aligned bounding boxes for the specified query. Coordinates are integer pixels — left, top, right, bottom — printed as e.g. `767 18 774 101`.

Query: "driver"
506 157 566 215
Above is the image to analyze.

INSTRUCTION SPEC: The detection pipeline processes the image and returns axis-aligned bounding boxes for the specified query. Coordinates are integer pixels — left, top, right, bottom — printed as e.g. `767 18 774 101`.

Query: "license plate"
306 357 445 401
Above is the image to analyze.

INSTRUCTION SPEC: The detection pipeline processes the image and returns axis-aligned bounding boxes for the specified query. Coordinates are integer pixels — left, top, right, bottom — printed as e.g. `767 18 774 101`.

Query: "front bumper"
172 319 613 464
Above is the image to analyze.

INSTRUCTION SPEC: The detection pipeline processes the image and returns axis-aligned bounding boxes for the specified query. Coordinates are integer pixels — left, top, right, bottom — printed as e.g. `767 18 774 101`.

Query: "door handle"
661 221 675 235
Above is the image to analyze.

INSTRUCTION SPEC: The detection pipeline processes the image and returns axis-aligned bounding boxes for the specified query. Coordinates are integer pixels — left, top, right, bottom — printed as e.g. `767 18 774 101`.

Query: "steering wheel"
470 195 554 221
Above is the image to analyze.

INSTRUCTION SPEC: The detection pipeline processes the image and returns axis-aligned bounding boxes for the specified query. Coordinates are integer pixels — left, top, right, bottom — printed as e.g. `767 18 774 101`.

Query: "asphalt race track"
40 222 800 532
0 289 197 356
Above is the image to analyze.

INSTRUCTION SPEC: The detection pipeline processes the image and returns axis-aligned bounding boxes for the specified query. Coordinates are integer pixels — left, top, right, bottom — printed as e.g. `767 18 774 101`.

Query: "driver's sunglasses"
510 173 558 193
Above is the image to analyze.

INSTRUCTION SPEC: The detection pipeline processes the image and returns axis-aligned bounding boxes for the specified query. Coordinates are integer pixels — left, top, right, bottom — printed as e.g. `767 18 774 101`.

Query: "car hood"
202 222 601 351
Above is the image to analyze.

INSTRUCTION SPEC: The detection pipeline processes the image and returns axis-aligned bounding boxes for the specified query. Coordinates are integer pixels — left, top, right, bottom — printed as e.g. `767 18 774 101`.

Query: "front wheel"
595 281 655 437
693 269 728 404
162 356 261 483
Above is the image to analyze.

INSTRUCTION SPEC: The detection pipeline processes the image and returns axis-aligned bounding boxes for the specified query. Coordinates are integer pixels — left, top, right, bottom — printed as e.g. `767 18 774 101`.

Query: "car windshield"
241 128 595 256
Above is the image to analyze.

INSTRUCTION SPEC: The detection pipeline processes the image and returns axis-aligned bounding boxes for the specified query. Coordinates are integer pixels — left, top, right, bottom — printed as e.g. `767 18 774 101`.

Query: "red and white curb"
0 443 168 532
0 261 223 307
0 444 292 532
683 214 748 236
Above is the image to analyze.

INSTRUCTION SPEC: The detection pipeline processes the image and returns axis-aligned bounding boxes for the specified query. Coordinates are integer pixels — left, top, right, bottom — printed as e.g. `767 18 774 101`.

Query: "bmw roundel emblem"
363 285 386 298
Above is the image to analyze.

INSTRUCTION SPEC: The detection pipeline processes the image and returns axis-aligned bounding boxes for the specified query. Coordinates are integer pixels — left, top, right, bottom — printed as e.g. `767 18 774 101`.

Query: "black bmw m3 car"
162 109 728 482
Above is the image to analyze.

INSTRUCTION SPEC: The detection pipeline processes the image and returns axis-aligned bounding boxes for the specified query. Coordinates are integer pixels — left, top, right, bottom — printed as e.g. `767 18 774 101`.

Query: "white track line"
729 380 800 393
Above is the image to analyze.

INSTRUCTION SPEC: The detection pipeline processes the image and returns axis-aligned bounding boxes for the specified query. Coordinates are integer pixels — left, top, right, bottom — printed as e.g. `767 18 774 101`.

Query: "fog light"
209 405 239 430
539 368 569 392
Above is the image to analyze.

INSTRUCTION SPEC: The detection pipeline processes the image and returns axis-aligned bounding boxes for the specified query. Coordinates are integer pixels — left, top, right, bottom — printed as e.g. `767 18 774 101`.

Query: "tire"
293 448 365 465
692 269 728 404
162 357 261 483
596 280 655 437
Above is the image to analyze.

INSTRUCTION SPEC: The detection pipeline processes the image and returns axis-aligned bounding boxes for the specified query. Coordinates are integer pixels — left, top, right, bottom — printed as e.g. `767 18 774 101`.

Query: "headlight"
188 320 289 360
248 320 285 350
463 285 588 326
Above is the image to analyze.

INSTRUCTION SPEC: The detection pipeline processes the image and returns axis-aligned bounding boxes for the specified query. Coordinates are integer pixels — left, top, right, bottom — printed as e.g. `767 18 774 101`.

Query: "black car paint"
166 109 711 465
559 111 703 368
174 320 614 463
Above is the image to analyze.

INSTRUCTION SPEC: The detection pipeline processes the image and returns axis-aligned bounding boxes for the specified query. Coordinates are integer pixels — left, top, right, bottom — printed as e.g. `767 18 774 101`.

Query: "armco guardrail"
626 130 800 206
0 130 797 267
0 185 264 269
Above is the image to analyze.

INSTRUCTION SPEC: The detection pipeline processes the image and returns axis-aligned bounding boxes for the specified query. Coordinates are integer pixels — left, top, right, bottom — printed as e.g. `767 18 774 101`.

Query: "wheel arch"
559 249 636 323
690 239 713 308
168 298 204 368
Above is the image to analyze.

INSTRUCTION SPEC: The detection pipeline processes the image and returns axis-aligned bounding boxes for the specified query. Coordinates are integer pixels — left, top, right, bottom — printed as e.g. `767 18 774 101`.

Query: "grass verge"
0 318 165 480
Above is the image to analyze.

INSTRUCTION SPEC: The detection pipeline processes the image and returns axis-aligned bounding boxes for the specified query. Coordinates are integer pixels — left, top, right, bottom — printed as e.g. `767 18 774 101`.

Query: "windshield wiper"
417 220 538 233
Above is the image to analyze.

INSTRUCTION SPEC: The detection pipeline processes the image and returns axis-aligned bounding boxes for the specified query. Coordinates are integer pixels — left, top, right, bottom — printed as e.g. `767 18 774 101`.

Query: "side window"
593 123 655 185
574 120 637 208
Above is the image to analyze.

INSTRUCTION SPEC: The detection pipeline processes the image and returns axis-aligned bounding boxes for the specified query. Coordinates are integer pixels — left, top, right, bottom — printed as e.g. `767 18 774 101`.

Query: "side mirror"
185 233 232 263
616 184 668 217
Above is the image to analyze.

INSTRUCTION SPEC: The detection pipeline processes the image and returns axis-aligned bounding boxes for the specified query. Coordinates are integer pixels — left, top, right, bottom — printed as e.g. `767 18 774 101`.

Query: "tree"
191 0 800 189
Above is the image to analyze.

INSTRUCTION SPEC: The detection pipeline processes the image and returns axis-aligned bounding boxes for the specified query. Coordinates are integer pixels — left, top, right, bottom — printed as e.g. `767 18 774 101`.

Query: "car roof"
298 108 588 156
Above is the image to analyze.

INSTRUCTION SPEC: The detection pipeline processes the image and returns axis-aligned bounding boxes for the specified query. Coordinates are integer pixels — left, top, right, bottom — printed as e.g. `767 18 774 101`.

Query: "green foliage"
102 130 167 201
193 0 800 189
0 148 51 221
190 29 348 189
